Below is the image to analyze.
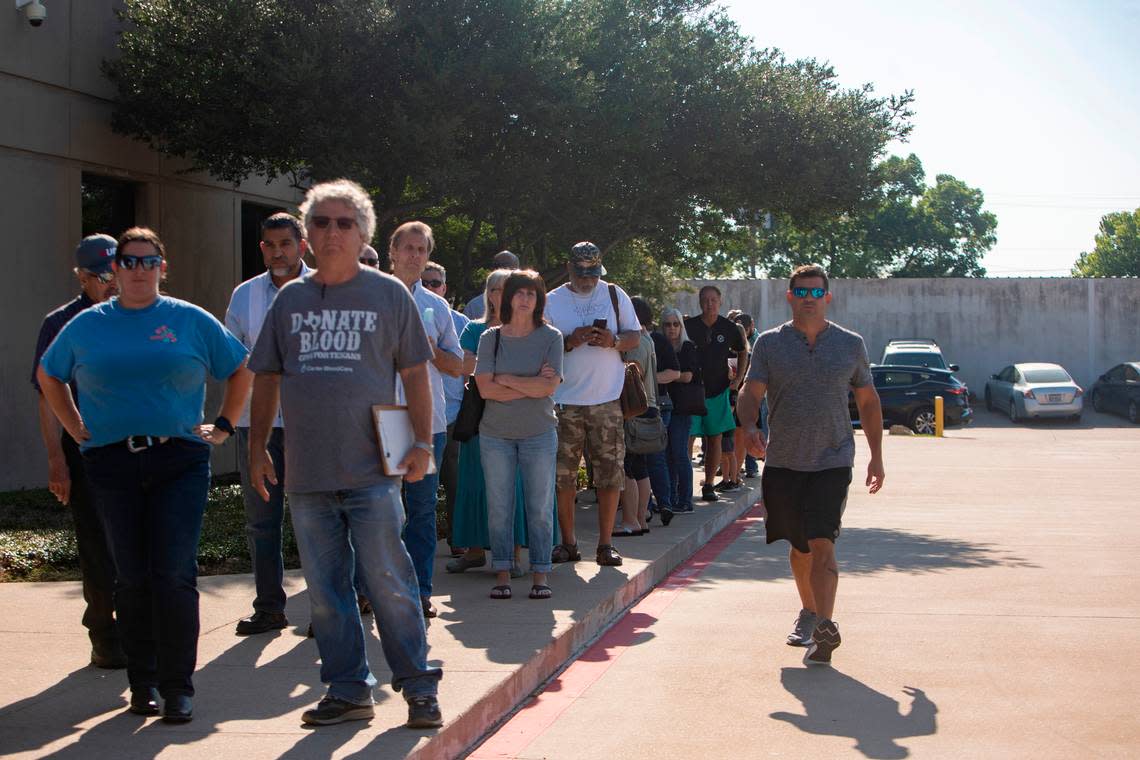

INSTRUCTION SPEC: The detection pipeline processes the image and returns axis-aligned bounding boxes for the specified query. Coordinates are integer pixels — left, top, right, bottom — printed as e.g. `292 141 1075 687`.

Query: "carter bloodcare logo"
150 325 177 343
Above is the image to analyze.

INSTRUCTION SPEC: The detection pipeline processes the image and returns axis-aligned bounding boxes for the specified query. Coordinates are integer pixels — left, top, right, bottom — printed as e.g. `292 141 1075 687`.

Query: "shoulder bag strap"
608 284 620 330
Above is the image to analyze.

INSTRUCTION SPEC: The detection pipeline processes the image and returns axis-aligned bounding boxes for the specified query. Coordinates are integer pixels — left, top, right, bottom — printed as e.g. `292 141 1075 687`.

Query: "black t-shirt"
650 331 680 401
684 314 746 397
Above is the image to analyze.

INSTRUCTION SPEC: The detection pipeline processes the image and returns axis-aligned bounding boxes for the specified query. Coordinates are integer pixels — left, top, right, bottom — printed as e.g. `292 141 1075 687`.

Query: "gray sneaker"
803 619 841 666
786 609 817 647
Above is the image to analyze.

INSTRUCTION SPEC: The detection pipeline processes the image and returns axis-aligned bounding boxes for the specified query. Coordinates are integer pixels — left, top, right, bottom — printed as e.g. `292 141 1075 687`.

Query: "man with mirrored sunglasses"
30 233 124 669
738 263 885 668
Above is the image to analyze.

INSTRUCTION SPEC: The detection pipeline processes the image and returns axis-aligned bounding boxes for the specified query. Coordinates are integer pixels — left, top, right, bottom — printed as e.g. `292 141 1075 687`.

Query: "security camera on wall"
16 0 47 27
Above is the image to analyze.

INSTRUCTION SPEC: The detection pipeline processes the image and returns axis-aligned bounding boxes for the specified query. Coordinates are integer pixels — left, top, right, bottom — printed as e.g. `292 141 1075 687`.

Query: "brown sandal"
595 544 623 566
551 543 581 563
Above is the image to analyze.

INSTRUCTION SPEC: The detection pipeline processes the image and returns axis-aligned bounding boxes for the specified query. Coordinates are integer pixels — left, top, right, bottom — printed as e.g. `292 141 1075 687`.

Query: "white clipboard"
372 405 437 476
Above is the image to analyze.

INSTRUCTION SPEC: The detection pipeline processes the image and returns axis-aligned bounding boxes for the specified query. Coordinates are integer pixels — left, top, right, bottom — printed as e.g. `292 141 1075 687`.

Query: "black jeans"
83 438 210 697
61 433 119 649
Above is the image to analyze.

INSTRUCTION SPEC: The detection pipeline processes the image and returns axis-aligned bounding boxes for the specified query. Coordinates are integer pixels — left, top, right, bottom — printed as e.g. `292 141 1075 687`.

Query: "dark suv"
850 365 972 434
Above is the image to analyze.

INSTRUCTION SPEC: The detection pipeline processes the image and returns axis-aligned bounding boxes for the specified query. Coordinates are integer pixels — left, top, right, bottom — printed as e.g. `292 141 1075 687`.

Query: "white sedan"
984 363 1083 422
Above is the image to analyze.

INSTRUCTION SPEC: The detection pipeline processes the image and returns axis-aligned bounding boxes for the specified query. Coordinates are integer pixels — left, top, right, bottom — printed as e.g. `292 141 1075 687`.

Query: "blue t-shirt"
40 296 248 450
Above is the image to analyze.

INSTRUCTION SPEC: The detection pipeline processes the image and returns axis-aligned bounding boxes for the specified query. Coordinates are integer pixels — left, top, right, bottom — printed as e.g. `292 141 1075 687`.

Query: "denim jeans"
235 427 287 615
479 429 556 573
402 432 447 599
666 412 694 510
62 433 119 649
646 406 673 511
289 481 442 704
83 438 210 697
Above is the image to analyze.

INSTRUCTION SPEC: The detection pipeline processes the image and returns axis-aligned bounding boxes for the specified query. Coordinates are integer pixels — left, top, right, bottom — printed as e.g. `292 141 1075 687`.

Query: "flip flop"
489 585 512 600
529 585 552 600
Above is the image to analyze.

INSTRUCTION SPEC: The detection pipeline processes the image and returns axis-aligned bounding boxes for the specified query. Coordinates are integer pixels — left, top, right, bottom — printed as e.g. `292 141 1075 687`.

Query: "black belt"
124 435 170 453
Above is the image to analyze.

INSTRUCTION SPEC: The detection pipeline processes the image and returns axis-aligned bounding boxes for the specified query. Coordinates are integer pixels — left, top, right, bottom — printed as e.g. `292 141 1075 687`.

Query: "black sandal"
529 585 552 600
490 585 512 600
551 543 581 563
596 544 623 566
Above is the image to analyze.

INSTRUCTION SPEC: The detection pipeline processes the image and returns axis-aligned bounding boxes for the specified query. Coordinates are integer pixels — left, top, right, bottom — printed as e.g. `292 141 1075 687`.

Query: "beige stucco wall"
1 1 303 491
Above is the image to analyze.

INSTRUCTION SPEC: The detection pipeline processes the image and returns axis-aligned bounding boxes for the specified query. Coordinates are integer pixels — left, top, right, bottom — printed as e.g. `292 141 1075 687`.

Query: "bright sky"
721 0 1140 276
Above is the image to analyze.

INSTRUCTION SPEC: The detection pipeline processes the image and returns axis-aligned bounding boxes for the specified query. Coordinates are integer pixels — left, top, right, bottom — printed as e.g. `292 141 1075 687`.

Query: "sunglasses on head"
117 255 163 271
791 286 827 299
83 269 115 283
421 278 444 289
312 215 357 231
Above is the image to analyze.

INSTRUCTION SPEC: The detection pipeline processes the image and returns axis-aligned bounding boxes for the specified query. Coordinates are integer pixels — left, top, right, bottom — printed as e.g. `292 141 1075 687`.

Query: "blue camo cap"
75 234 117 274
569 241 606 277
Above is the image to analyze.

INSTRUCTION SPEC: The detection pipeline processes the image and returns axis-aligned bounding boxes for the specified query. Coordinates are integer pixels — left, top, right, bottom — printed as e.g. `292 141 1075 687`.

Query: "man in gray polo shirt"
738 263 884 667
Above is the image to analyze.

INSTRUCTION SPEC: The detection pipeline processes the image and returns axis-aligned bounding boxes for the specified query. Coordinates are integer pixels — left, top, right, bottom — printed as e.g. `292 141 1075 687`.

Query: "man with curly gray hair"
248 179 443 728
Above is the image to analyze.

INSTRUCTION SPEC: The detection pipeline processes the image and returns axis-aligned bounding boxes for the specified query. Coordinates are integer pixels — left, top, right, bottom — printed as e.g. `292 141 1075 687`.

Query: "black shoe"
406 695 443 728
91 641 128 669
235 611 288 636
673 504 695 514
357 594 373 616
128 687 160 716
716 480 742 493
421 597 437 619
302 696 375 726
162 694 193 723
701 484 719 502
306 622 314 638
659 507 674 526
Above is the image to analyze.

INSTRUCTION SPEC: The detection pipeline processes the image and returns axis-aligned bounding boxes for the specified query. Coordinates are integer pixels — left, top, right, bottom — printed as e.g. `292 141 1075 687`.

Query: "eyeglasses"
791 286 827 299
359 256 379 267
662 321 681 328
83 269 115 283
117 255 163 271
312 215 357 231
421 278 444 289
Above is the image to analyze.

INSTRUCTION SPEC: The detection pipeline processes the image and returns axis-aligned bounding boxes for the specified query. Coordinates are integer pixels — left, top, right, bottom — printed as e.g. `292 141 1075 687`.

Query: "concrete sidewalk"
0 482 760 759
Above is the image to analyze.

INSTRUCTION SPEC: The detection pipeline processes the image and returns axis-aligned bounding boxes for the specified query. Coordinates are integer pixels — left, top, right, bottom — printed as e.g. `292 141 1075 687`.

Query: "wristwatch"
413 440 434 454
213 415 235 435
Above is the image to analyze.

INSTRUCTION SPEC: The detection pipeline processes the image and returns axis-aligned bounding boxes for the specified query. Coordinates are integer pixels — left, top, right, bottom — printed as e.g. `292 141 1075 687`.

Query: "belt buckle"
126 436 150 453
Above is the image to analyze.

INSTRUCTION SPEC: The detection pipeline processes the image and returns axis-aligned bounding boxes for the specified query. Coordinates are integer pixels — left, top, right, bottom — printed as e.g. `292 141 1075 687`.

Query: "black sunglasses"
117 255 163 271
421 278 444 289
359 256 379 267
83 269 115 283
312 215 357 231
791 286 827 299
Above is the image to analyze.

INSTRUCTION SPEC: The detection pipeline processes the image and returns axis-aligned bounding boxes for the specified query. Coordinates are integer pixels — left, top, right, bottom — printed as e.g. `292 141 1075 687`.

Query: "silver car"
984 363 1084 422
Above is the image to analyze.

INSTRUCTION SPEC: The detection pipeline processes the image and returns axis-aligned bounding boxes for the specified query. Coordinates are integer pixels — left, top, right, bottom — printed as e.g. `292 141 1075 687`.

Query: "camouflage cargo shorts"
556 400 626 491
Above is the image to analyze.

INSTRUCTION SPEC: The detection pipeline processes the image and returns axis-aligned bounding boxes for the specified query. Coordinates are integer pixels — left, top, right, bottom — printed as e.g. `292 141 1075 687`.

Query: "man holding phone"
544 242 641 567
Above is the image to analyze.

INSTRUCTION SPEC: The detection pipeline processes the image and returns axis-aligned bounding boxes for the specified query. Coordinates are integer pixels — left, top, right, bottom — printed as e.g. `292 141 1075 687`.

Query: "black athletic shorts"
761 466 852 553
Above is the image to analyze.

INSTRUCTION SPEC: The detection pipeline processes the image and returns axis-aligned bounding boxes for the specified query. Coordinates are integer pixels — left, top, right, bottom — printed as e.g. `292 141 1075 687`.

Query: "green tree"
1072 208 1140 277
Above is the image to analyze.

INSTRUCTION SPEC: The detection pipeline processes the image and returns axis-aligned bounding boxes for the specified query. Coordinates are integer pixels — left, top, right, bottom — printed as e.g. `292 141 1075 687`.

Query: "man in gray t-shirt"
737 264 884 669
247 180 443 730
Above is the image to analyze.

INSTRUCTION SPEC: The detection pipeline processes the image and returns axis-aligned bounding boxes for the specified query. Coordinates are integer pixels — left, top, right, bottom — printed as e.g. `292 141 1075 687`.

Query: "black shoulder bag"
451 328 500 442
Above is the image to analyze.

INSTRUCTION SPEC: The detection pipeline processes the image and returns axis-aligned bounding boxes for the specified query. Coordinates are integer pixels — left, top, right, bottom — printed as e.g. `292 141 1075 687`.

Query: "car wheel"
910 407 936 435
1008 399 1019 423
1092 391 1104 413
984 388 993 412
1129 401 1138 425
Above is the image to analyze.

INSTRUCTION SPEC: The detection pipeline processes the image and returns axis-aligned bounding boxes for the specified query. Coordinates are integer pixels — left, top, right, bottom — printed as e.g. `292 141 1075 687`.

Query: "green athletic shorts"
690 388 736 437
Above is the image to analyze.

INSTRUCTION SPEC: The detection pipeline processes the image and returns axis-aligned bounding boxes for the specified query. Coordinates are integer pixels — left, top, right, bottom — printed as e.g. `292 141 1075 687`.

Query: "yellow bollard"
934 395 944 437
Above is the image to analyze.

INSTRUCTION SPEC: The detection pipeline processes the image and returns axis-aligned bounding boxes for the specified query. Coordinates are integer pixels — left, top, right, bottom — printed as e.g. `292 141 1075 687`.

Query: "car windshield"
1023 368 1072 384
885 352 946 369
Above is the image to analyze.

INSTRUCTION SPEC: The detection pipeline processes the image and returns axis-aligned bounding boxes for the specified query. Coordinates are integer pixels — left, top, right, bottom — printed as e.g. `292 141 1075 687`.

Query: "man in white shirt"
545 242 641 566
224 213 310 636
389 222 464 617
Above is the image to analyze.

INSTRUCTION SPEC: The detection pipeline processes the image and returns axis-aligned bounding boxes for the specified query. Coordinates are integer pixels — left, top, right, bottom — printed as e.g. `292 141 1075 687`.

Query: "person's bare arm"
657 368 680 384
737 378 768 459
496 367 560 398
249 372 282 501
474 373 528 401
36 392 71 505
462 350 477 376
398 362 434 482
853 383 885 493
431 339 464 378
37 366 89 446
732 348 750 391
197 362 253 445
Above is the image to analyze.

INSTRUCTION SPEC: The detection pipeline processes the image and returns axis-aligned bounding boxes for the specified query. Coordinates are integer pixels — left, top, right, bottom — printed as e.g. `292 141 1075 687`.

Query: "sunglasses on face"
421 278 444 289
791 286 827 299
311 215 357 231
359 256 379 267
662 321 681 328
117 255 163 271
83 269 115 283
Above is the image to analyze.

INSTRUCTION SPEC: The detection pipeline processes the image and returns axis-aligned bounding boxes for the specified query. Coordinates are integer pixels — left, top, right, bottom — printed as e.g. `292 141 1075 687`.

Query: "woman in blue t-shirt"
37 227 250 723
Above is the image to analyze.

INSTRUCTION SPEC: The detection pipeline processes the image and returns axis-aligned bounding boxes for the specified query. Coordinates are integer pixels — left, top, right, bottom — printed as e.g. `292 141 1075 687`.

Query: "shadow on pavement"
964 408 1136 430
770 667 937 759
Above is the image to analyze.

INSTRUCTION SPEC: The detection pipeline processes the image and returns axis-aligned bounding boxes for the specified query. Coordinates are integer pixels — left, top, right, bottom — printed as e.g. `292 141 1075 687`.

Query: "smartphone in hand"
592 318 608 330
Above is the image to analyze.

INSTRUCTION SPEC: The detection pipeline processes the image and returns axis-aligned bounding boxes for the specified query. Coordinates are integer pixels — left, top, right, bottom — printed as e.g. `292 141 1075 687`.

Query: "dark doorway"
241 201 288 282
81 174 137 240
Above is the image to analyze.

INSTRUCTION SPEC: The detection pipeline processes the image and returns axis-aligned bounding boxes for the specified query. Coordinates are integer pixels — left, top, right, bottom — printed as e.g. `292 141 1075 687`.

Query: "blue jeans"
236 427 287 615
666 412 694 510
289 482 442 704
82 438 210 697
479 429 556 573
402 431 447 599
647 406 673 511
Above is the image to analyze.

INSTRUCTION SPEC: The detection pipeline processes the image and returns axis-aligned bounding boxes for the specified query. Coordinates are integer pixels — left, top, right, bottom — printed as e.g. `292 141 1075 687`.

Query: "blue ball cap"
75 234 117 274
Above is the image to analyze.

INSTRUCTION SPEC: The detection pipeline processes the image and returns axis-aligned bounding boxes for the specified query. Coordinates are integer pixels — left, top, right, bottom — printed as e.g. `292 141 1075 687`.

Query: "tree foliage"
749 154 996 278
104 0 913 295
1071 208 1140 277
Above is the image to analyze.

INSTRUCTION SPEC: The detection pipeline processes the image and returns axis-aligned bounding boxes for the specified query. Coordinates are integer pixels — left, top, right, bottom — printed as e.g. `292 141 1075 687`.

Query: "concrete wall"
672 278 1140 396
1 1 303 491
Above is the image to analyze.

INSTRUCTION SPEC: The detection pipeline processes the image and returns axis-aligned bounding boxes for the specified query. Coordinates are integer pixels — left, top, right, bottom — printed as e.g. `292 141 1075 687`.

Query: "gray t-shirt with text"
249 268 433 492
475 324 564 440
747 320 872 471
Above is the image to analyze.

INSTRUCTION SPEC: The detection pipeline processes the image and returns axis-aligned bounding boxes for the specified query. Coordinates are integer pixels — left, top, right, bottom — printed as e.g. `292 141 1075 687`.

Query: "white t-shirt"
545 281 640 406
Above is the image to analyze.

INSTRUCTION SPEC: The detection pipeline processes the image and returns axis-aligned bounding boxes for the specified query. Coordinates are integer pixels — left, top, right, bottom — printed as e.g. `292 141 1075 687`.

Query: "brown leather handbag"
608 285 650 419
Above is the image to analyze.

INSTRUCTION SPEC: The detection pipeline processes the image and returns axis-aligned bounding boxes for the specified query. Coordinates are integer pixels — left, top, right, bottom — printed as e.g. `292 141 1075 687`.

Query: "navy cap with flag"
75 234 117 274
